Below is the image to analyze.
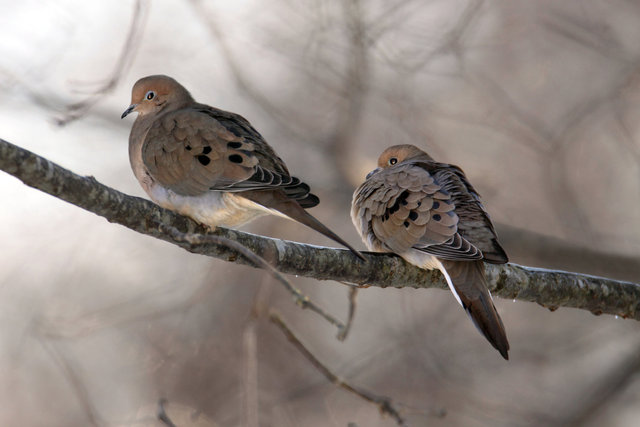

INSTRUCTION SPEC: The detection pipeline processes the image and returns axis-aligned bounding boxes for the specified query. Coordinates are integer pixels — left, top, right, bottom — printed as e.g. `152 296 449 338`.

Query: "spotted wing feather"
421 162 508 264
142 107 318 207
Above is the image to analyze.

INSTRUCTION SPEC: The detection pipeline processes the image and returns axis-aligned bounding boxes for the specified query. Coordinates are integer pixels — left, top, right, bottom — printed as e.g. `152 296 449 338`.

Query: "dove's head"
377 144 433 169
122 75 194 119
364 144 433 179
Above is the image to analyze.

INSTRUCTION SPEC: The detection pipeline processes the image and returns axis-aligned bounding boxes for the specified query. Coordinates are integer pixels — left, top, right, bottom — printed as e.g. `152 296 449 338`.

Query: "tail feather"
439 260 509 360
242 190 366 261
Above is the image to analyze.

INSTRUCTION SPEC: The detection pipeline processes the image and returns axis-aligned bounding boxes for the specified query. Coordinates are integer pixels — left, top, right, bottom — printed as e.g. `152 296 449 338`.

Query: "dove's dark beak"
366 167 381 180
121 104 137 119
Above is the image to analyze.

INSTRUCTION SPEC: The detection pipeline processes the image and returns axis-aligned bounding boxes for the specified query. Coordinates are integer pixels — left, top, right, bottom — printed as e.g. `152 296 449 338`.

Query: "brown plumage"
122 75 363 260
351 144 510 359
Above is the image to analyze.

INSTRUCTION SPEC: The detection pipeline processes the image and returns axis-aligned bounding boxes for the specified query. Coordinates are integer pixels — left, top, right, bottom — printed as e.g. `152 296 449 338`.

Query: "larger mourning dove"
122 75 363 260
351 144 510 359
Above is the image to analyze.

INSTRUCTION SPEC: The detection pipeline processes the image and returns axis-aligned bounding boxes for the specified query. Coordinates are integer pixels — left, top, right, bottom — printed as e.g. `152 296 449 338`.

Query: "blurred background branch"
55 0 150 126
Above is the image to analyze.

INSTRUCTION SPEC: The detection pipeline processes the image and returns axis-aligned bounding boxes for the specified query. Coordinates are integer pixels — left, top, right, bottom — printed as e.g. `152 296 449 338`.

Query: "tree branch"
2 137 640 320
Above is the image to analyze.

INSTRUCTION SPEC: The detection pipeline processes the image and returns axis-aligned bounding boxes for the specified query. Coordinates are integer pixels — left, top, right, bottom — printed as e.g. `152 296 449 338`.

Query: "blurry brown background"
1 1 640 426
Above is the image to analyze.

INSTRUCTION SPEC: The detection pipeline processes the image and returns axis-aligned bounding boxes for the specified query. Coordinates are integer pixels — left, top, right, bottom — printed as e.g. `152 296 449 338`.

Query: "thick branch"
2 138 640 320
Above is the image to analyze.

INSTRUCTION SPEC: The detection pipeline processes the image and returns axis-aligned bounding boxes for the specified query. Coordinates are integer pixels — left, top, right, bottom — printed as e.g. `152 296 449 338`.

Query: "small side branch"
157 399 177 427
163 225 347 332
337 284 359 341
1 138 640 319
269 312 407 426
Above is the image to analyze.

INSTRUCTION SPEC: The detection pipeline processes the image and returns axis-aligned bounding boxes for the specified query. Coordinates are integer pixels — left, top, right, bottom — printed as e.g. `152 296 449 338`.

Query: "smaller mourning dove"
122 75 363 260
351 144 509 359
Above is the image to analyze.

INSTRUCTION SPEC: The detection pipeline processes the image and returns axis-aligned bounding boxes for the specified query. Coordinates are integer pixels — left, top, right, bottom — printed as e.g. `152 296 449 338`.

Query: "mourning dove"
351 144 510 359
122 75 363 260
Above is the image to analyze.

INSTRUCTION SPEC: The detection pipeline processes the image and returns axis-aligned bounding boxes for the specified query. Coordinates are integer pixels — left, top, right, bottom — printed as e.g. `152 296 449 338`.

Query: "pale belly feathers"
147 182 285 228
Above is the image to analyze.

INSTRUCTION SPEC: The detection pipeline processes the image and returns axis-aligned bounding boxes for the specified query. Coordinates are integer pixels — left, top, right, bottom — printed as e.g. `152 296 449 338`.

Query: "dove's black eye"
146 91 155 100
389 157 398 165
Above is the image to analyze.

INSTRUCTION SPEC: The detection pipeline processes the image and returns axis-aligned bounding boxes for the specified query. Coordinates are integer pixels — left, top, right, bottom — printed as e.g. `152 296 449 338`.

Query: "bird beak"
366 167 381 179
121 104 137 119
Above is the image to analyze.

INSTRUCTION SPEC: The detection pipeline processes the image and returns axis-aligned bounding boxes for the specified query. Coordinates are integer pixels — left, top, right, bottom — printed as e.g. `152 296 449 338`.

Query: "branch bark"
2 137 640 320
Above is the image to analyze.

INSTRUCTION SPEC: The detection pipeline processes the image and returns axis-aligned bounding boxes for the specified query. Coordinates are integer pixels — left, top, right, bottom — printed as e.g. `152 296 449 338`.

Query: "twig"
161 225 347 333
337 285 359 341
269 312 407 427
157 399 177 427
2 138 640 320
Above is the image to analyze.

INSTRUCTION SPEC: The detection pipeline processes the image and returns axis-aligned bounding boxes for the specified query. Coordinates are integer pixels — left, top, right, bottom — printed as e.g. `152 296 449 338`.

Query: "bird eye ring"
389 157 398 165
145 91 155 100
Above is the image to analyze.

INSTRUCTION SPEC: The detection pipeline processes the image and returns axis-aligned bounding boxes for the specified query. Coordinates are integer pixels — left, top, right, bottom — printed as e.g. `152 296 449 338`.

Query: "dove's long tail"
242 190 366 261
439 259 510 360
